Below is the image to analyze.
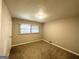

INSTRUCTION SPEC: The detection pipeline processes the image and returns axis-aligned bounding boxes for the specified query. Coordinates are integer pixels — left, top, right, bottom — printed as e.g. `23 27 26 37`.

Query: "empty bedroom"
0 0 79 59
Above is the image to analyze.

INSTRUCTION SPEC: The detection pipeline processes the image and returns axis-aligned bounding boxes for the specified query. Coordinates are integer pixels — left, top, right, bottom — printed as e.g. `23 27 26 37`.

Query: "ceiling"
4 0 79 22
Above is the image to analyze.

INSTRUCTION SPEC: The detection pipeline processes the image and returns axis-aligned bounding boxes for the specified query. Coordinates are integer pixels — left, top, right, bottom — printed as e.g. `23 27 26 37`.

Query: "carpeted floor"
9 40 79 59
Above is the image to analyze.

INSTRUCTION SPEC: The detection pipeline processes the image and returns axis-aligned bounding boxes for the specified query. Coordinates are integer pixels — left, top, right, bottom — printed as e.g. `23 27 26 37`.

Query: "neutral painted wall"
12 18 43 45
0 1 12 56
0 0 2 56
43 17 79 54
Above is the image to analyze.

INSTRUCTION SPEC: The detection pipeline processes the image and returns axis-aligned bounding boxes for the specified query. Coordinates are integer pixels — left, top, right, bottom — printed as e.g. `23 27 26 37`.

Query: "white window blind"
20 24 39 34
32 25 39 33
20 24 31 34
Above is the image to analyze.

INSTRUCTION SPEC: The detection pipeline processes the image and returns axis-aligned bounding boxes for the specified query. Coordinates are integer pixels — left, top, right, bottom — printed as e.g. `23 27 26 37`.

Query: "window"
20 24 39 34
20 24 31 34
32 25 39 33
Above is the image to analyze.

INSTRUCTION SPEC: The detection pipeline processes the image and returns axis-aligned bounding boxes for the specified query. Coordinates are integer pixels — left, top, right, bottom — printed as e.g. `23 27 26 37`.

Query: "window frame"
19 23 40 34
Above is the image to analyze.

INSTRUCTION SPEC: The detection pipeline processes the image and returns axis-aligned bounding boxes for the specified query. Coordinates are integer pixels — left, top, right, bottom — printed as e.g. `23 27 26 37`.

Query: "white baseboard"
12 39 79 56
43 40 79 56
12 39 43 47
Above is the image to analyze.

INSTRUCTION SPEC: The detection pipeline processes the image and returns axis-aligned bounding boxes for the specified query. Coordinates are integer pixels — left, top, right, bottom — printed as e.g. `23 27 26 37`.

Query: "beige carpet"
9 40 79 59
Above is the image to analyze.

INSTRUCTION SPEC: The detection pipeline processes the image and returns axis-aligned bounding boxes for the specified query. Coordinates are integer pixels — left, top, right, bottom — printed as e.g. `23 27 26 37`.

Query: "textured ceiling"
4 0 79 22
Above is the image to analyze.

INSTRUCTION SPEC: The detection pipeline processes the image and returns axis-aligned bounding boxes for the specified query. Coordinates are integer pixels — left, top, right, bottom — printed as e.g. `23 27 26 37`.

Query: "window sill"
18 33 40 35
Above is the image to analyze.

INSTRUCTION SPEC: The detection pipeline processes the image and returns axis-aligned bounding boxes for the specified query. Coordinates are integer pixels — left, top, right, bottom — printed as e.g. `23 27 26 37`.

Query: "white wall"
43 17 79 54
12 18 43 45
0 1 12 56
0 0 3 56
